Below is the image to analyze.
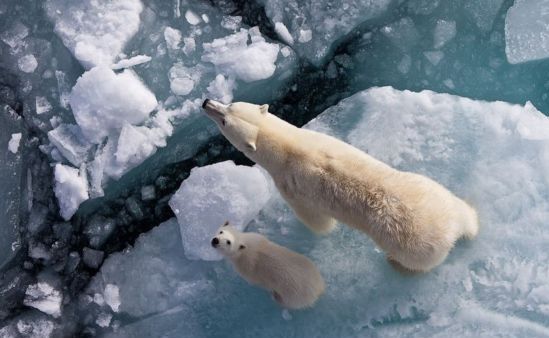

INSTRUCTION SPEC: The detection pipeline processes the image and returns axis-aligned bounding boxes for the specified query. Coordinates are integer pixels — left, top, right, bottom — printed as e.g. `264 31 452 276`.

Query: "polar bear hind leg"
284 196 336 234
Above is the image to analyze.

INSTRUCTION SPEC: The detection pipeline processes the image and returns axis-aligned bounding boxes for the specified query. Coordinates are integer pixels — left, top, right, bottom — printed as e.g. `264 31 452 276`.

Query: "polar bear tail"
460 202 479 240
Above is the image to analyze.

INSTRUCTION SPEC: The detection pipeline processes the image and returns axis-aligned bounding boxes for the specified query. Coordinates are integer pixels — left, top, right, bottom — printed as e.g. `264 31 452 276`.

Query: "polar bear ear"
239 244 246 250
246 141 257 152
259 104 269 114
223 220 230 226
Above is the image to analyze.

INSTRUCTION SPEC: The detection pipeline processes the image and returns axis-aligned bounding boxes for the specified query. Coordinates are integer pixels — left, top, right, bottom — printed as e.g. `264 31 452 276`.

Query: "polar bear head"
211 221 246 257
202 99 269 154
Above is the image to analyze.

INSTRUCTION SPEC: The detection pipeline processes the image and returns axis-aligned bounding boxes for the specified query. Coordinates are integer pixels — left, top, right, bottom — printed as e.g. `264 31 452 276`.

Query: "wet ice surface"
79 87 549 337
2 0 549 336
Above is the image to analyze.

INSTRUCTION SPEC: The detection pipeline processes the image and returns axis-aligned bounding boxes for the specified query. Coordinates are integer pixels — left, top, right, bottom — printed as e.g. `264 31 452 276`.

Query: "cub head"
211 221 246 257
202 99 269 154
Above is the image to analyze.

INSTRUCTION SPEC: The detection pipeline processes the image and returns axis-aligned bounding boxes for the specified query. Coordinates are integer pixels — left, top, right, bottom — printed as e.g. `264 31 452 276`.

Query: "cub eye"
227 240 231 245
221 120 226 126
219 231 223 234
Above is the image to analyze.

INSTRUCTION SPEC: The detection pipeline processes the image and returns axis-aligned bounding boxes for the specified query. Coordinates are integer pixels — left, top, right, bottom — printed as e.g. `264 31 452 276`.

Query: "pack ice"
86 87 549 337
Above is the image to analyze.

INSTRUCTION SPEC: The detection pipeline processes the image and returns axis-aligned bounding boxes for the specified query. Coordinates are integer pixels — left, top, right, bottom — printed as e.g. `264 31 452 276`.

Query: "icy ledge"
86 87 549 336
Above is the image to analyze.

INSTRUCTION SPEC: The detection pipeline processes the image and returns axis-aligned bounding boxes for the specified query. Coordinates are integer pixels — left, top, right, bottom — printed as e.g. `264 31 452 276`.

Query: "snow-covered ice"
44 0 144 69
505 0 549 64
8 132 22 154
47 124 92 166
169 161 272 261
23 282 63 318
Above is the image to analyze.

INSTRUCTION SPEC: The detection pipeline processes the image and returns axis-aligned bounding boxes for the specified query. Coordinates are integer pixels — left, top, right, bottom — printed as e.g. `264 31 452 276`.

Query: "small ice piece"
8 133 21 154
282 309 292 320
169 161 271 260
202 27 280 82
141 185 156 201
164 27 182 50
96 312 113 328
464 0 504 32
433 20 456 49
125 196 144 220
0 21 29 49
111 55 152 69
28 242 52 261
505 0 549 64
16 317 55 337
45 0 144 69
48 124 93 166
444 79 455 89
55 70 70 109
83 247 104 269
275 22 294 45
54 164 89 220
298 29 312 43
202 14 209 23
381 18 419 51
185 9 201 25
69 66 157 144
397 55 412 74
221 16 242 31
18 54 38 73
281 46 291 57
104 284 121 312
206 74 235 104
182 37 196 56
24 282 63 318
169 63 199 96
424 51 444 66
35 96 52 115
84 215 116 248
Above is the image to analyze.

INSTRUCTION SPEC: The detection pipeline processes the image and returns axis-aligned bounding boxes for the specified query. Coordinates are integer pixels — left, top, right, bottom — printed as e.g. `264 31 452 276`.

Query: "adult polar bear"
202 99 479 272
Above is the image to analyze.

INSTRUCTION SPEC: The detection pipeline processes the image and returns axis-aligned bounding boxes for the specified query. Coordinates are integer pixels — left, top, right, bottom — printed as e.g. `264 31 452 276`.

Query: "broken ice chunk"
164 27 182 50
83 247 104 269
202 27 280 82
111 55 152 70
381 18 420 51
8 133 21 154
169 161 272 261
18 54 38 73
169 63 200 96
53 164 89 220
298 29 312 43
464 0 504 33
275 22 294 45
47 124 93 166
24 282 63 318
84 215 116 248
0 21 28 49
69 67 158 144
141 185 156 201
104 284 121 312
35 96 52 115
185 10 201 25
45 0 144 69
96 312 113 328
505 0 549 64
433 20 456 49
424 51 445 66
206 74 235 104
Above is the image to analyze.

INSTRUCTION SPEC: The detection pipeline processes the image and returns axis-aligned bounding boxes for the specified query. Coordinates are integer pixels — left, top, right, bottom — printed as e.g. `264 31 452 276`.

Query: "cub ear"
239 245 246 250
223 220 230 227
259 104 269 114
246 141 257 152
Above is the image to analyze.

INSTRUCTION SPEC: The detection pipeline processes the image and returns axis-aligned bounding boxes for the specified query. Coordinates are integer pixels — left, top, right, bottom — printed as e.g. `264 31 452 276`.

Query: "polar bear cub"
211 222 325 309
202 99 479 273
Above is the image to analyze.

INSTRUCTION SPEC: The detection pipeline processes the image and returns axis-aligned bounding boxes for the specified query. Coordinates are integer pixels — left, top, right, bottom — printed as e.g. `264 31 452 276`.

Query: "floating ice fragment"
434 20 456 49
18 54 38 73
48 124 93 166
298 29 312 43
164 27 182 50
35 96 52 115
8 133 21 154
275 22 294 45
24 282 63 318
169 161 272 260
185 10 201 25
53 164 89 220
83 247 104 269
424 51 445 65
104 284 121 312
206 74 235 104
111 55 151 69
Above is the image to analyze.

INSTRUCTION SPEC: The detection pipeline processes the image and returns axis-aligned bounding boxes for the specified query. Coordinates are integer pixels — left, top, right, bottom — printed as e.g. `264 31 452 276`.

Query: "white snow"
275 22 294 45
48 124 92 166
169 161 272 260
18 54 37 73
505 0 549 64
54 164 89 220
23 282 63 318
164 27 182 50
206 74 235 104
69 66 157 144
45 0 143 69
433 19 456 49
8 133 21 154
202 27 280 83
185 10 201 25
111 55 151 69
104 284 121 313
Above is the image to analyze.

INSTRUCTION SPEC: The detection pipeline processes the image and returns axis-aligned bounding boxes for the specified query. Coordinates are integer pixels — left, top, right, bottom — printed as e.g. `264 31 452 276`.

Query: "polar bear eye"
219 231 223 234
221 119 226 126
227 240 231 245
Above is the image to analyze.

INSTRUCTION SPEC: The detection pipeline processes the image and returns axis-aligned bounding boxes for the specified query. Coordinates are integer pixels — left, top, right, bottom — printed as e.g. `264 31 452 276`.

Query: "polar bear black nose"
211 237 219 247
202 99 210 108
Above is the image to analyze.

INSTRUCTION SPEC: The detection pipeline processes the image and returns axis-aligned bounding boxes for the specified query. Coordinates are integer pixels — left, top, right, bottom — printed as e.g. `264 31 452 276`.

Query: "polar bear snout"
202 98 228 124
211 237 219 247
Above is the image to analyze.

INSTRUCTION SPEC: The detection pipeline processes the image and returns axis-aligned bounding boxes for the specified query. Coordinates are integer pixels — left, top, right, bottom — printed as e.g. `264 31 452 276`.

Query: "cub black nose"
202 99 210 108
211 237 219 247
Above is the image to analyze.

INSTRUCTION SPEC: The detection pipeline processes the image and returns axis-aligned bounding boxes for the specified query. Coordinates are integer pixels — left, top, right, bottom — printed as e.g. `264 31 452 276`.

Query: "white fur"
204 101 480 272
212 224 325 309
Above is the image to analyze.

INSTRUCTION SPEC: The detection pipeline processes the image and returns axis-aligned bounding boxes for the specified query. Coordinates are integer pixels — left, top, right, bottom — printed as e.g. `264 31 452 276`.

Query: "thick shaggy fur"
212 225 325 309
204 101 479 272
